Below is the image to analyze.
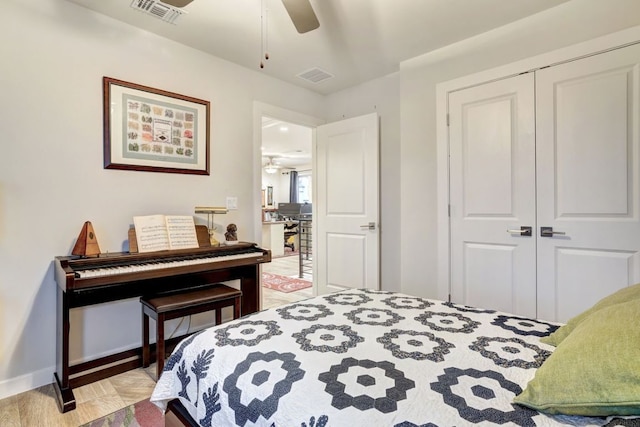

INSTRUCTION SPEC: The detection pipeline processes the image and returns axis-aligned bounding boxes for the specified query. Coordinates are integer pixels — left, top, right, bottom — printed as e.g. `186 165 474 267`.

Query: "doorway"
254 103 381 307
261 116 313 274
253 102 324 308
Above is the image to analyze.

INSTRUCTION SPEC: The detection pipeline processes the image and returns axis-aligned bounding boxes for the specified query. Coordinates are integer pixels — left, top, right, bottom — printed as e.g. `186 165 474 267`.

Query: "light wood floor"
0 255 311 427
261 251 313 309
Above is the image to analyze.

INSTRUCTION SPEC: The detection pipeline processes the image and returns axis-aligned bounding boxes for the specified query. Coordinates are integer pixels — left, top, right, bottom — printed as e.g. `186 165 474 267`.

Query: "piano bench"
141 284 242 379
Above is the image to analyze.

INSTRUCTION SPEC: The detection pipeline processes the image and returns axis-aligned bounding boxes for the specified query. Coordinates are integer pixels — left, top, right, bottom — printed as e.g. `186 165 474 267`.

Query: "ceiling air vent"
296 67 334 84
130 0 186 24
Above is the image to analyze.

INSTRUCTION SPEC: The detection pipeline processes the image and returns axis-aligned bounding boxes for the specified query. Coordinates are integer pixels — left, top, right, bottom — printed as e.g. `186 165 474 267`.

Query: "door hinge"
448 204 451 217
448 294 451 303
446 113 450 126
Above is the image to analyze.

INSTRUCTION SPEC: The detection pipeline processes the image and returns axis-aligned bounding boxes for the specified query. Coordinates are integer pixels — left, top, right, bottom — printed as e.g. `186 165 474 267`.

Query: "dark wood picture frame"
103 77 210 175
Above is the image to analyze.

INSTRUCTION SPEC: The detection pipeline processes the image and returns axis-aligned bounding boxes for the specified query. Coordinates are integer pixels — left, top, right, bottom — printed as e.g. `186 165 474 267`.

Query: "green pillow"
514 299 640 416
540 282 640 346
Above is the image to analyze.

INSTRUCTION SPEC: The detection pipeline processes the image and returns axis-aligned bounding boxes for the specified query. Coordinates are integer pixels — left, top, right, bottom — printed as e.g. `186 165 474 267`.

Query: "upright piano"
53 241 271 413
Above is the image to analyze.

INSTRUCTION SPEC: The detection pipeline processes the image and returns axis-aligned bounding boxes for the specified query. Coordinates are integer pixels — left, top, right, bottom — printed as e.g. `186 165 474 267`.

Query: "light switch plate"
226 196 238 210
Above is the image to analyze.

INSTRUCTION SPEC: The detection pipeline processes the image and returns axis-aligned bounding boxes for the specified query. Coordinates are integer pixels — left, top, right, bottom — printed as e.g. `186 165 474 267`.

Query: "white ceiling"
261 117 312 169
65 0 571 96
64 0 571 167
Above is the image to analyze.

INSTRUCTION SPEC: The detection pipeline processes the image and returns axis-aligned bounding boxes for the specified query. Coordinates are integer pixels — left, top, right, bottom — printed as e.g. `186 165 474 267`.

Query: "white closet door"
449 73 537 317
536 44 640 322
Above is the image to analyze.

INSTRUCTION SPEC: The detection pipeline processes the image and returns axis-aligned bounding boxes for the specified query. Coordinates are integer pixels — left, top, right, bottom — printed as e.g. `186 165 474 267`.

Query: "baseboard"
0 315 225 401
0 365 55 400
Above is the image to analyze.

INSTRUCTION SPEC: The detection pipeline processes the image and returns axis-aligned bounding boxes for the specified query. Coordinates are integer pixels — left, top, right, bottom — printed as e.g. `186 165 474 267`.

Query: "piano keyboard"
76 251 261 278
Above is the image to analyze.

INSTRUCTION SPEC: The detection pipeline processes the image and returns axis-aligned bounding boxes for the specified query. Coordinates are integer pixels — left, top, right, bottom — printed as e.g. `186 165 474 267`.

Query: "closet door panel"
552 248 633 321
462 242 518 312
555 63 630 215
449 73 536 317
536 43 640 322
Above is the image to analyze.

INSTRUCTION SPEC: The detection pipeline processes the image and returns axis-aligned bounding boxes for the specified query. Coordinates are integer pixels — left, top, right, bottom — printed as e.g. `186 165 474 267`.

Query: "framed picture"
103 77 210 175
267 186 274 207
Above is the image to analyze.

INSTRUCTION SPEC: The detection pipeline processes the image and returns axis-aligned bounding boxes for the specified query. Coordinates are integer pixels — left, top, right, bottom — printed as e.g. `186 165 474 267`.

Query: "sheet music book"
133 214 199 253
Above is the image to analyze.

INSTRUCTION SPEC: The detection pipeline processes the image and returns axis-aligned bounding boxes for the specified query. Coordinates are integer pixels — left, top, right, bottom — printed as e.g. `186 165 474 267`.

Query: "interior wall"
262 169 291 208
324 73 401 292
4 0 638 401
399 0 640 299
0 0 325 398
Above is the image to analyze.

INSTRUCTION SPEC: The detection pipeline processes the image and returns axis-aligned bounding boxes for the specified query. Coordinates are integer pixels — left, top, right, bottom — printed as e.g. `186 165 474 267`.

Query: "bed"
150 288 640 427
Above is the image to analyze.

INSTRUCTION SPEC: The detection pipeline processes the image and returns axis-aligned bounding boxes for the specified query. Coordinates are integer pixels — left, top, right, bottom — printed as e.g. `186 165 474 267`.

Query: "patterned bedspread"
150 289 615 426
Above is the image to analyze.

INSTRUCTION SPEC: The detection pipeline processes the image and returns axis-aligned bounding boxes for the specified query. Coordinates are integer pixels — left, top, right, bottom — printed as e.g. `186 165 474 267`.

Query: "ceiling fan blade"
281 0 319 34
161 0 194 8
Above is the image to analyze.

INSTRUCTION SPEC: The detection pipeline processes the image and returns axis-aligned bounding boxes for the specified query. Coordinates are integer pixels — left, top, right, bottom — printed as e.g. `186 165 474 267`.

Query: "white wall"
399 0 640 299
4 0 639 401
324 73 401 291
261 170 290 208
0 0 325 398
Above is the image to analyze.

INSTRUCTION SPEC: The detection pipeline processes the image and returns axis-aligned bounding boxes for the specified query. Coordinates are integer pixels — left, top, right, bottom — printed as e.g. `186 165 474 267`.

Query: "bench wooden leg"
142 310 150 368
156 313 165 379
215 309 222 325
234 296 241 319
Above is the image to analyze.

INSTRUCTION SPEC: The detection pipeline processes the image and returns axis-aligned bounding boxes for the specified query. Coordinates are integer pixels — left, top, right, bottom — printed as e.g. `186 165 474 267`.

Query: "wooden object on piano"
71 221 101 257
129 224 210 253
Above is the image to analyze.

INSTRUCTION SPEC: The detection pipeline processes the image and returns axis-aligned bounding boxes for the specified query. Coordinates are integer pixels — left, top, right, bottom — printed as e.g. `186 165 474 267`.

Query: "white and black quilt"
150 289 616 427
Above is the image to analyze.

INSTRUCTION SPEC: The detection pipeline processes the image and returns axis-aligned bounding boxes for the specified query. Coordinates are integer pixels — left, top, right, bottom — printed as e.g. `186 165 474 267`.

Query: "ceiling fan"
160 0 319 33
263 157 281 174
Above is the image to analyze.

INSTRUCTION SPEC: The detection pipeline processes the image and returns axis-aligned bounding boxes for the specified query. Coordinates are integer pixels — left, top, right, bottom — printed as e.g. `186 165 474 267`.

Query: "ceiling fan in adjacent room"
158 0 319 33
263 157 281 174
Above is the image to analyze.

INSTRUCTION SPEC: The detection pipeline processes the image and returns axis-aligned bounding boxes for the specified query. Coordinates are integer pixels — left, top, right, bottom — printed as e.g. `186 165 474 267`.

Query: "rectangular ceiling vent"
297 67 334 84
130 0 186 24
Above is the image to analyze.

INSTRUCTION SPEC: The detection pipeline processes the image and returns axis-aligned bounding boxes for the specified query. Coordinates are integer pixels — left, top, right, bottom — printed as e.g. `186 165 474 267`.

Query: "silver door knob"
360 222 376 230
540 227 566 237
506 226 532 236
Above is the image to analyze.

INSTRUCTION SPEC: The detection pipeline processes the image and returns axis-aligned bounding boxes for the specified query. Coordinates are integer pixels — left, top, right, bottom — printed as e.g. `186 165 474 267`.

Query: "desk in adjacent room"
261 221 286 257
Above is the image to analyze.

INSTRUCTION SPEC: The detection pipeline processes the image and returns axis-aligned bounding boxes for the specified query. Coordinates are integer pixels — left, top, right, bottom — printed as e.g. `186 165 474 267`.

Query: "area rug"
262 272 311 293
81 398 163 427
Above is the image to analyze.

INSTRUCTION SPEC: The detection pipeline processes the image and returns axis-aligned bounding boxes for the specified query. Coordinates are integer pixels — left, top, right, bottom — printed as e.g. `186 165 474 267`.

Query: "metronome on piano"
72 221 101 257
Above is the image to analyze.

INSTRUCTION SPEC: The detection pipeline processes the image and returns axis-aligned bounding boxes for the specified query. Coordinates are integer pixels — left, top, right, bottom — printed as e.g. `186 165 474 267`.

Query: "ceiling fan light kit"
264 157 280 174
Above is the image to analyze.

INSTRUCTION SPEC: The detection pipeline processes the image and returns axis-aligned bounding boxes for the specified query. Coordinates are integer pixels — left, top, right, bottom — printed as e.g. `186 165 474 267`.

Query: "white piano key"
76 251 261 278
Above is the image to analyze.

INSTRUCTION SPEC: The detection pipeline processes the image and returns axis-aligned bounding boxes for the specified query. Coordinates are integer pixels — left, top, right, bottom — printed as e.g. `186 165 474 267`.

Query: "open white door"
316 113 380 294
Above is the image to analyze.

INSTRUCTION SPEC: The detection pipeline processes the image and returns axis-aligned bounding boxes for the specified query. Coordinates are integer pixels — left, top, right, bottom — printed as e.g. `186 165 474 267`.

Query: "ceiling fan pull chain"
265 0 270 61
259 0 270 68
260 0 265 68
